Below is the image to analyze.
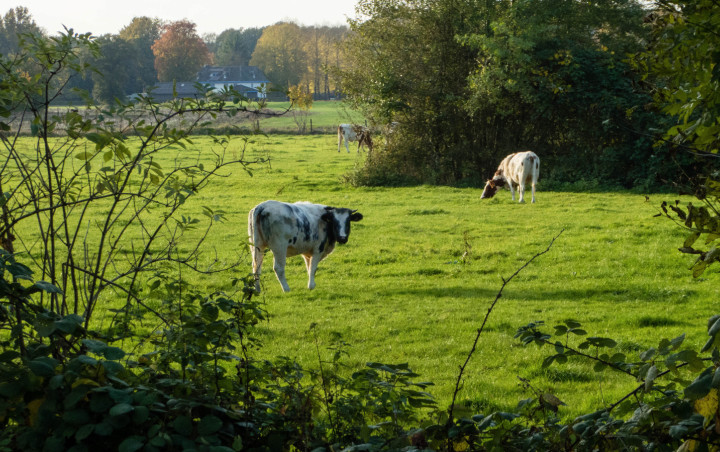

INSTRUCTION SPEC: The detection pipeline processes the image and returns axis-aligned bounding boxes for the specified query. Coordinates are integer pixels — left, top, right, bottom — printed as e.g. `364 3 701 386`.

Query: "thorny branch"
446 229 564 434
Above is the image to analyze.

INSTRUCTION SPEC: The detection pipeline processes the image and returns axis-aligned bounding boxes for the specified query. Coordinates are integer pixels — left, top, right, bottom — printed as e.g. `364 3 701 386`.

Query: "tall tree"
0 6 42 56
91 34 134 103
152 20 212 82
301 26 348 99
119 16 162 92
250 22 306 88
215 27 263 66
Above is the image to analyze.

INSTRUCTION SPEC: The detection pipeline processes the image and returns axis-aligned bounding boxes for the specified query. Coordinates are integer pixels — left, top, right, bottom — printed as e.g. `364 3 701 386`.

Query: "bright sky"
13 0 360 37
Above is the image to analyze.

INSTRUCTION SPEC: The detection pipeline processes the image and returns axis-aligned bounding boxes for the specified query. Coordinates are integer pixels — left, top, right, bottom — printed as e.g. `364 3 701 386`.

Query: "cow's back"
252 201 331 258
506 151 538 184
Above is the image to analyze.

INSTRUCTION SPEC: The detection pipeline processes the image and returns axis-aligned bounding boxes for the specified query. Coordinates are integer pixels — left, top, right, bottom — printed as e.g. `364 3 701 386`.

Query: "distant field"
256 101 366 133
13 132 717 420
40 100 365 136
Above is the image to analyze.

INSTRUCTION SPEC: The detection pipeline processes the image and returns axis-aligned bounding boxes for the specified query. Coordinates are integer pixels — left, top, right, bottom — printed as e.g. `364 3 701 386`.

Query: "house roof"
196 66 269 83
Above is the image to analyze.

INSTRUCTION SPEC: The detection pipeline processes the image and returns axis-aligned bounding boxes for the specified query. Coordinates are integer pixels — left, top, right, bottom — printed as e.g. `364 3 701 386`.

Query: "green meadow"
121 131 716 420
12 101 716 420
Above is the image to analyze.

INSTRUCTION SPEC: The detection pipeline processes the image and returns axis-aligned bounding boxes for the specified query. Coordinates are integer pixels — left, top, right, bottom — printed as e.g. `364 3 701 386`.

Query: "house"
196 65 269 96
148 66 270 101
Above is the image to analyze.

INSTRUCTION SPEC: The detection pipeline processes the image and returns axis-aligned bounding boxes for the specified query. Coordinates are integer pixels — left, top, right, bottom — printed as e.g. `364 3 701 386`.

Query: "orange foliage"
152 20 212 82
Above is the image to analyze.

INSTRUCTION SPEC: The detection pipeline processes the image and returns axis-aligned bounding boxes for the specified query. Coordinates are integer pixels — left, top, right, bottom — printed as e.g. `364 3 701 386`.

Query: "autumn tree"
119 16 162 92
250 22 306 89
152 19 212 82
302 26 348 99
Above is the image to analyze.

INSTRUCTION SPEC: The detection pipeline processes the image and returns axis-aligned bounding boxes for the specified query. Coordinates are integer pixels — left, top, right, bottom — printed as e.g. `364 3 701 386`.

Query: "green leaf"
198 414 223 436
119 436 144 452
684 231 701 248
685 370 714 400
645 365 658 392
75 424 95 441
33 280 63 294
131 405 150 424
709 316 720 337
103 346 125 360
669 424 688 439
63 408 91 425
640 348 656 361
173 415 193 433
109 403 134 417
28 357 57 377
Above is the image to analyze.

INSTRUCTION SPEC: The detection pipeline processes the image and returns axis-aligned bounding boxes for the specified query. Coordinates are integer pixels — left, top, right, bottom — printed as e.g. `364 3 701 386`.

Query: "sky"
12 0 360 37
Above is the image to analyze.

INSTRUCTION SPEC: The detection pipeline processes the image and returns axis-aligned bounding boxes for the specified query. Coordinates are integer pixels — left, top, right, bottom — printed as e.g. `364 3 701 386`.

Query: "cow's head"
322 207 363 244
480 177 505 199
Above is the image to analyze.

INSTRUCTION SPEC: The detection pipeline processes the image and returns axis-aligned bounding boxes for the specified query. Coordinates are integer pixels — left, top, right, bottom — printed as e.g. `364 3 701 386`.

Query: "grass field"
130 132 716 420
12 127 717 421
255 100 366 133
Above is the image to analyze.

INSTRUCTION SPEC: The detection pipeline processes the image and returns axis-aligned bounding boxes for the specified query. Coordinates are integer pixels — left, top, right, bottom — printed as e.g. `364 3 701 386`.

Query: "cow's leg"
272 248 291 292
306 254 323 290
345 139 351 153
251 245 264 292
518 181 526 203
531 180 536 203
509 183 517 202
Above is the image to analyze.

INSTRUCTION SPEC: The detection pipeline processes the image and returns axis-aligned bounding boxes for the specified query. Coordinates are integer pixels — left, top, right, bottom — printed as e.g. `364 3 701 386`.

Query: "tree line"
337 0 715 191
0 6 349 103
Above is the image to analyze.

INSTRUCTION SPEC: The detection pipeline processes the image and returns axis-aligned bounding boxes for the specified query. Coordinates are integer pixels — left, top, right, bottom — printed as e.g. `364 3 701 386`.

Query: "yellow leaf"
694 387 718 419
72 378 100 389
27 398 45 426
454 439 469 451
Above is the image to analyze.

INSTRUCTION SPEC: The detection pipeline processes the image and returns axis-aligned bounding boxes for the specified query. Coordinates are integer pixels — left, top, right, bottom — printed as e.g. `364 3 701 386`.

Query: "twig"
446 230 564 431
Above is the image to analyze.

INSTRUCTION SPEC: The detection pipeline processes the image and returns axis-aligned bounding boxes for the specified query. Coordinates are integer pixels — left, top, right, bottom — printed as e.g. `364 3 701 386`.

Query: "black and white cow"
338 123 373 153
248 201 363 292
481 151 540 203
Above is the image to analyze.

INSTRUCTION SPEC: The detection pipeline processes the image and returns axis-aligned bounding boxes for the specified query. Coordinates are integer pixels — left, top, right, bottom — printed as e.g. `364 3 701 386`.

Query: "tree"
119 16 162 92
152 19 212 82
215 27 263 66
338 0 485 184
638 0 720 276
338 0 668 188
300 25 348 99
0 6 42 56
91 34 135 103
288 83 313 132
250 22 306 88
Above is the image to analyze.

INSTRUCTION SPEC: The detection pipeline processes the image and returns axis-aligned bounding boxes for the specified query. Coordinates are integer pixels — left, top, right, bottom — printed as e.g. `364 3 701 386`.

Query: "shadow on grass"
381 285 695 305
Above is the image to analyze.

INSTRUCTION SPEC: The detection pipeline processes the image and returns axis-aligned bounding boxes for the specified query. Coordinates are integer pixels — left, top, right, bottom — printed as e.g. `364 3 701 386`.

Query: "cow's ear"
321 212 334 222
350 212 363 222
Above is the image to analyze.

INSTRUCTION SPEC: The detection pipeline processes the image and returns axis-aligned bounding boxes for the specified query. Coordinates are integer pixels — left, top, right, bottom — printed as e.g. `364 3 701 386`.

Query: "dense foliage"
338 0 697 190
637 1 720 276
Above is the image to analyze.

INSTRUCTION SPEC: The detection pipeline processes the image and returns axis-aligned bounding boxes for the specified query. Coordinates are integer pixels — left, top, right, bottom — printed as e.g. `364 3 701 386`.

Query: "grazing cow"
481 151 540 203
338 124 373 153
248 201 363 292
